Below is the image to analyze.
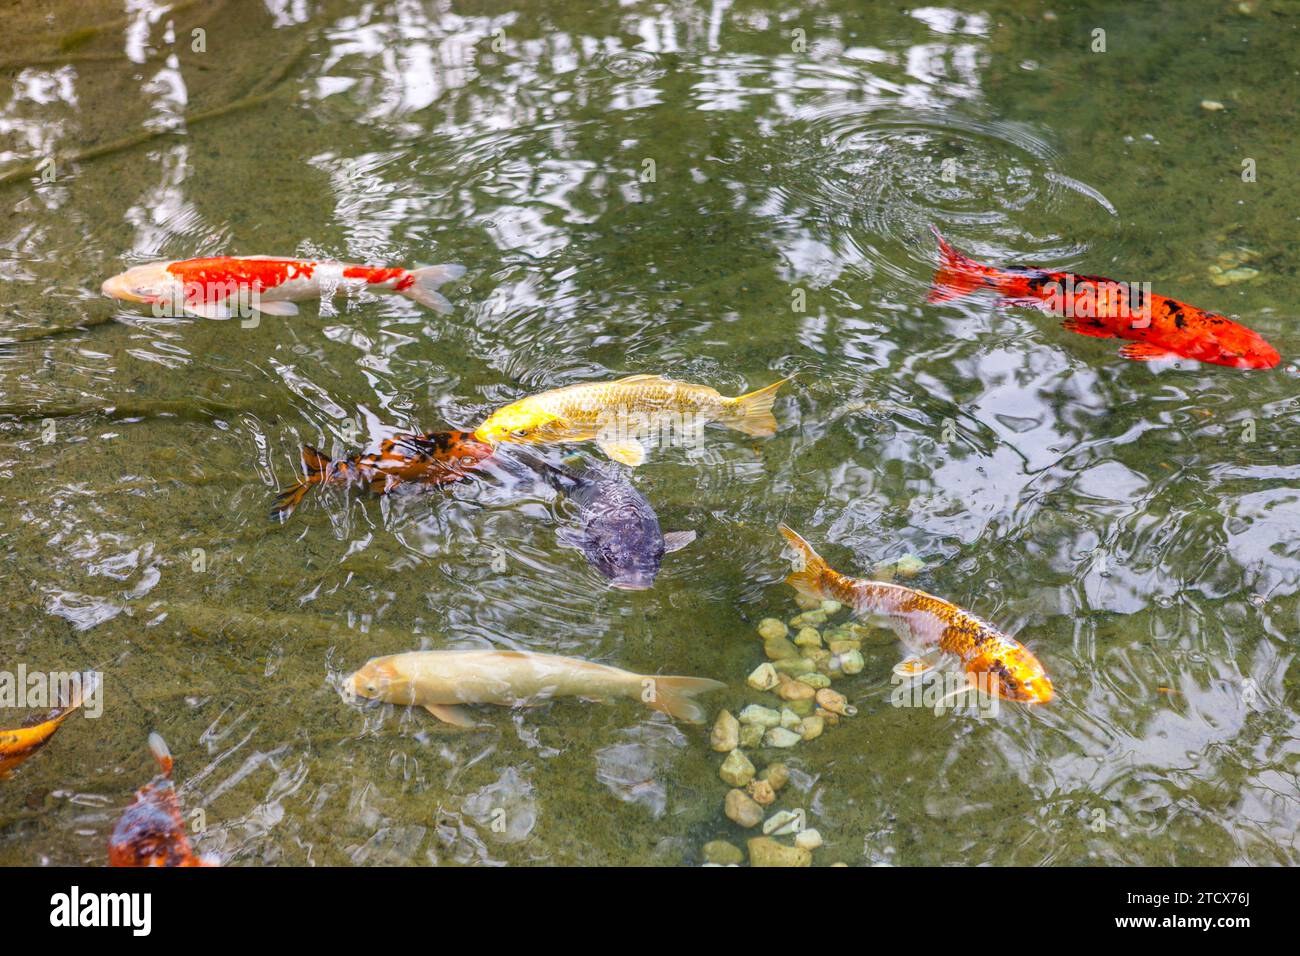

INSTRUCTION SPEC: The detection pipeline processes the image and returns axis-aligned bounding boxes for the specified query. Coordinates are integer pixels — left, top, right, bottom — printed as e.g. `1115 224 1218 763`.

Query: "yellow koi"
473 374 789 466
0 675 93 777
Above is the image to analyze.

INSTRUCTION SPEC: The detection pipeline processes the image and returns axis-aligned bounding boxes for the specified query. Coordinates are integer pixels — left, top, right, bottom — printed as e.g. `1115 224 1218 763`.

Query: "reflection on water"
1 0 1298 866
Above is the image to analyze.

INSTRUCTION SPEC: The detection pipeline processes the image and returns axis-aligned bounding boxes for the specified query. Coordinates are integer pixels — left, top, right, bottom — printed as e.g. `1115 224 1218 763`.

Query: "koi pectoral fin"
597 439 646 467
996 296 1052 313
662 530 696 554
892 649 946 679
933 673 984 711
183 301 233 320
1061 319 1116 339
423 704 482 728
1118 342 1181 362
556 528 587 550
256 301 300 317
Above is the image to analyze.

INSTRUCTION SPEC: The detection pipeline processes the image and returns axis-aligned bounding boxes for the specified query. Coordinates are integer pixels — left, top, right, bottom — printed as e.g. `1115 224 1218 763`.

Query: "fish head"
414 430 495 471
474 402 566 445
443 431 495 468
583 502 663 590
986 649 1054 703
102 262 177 304
108 791 192 866
1228 333 1280 370
349 657 408 703
1196 320 1281 369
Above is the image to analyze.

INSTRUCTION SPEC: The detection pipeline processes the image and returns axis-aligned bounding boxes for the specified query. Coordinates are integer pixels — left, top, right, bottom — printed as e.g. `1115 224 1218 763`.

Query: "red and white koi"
102 256 466 318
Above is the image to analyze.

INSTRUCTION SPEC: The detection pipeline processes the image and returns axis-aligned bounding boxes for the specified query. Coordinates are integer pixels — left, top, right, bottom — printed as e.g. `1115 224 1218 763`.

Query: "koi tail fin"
270 445 330 523
778 524 831 600
927 225 993 303
147 732 175 778
722 377 790 438
402 263 467 314
645 676 727 724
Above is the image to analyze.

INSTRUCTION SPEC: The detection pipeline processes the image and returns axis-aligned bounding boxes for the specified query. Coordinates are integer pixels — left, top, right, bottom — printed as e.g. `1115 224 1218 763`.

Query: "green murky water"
1 0 1298 866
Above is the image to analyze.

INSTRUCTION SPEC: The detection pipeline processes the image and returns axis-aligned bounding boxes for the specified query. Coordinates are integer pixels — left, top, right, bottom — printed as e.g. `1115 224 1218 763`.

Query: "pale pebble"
795 829 823 850
710 709 739 753
746 662 779 691
762 809 805 836
800 715 825 741
738 704 782 728
764 727 803 748
724 788 764 828
747 836 811 868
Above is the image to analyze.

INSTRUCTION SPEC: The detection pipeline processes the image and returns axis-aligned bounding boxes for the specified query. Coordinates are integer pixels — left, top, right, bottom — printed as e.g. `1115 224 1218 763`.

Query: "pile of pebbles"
702 594 867 867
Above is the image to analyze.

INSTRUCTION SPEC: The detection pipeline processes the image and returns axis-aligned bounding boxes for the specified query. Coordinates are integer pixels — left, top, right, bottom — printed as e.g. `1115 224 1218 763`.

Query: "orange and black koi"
108 734 216 867
271 430 494 521
928 227 1280 369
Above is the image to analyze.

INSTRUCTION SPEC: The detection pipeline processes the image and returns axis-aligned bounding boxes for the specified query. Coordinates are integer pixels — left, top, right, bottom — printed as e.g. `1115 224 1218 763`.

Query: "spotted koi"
103 256 466 317
779 525 1053 703
109 734 216 867
270 430 494 521
928 227 1279 368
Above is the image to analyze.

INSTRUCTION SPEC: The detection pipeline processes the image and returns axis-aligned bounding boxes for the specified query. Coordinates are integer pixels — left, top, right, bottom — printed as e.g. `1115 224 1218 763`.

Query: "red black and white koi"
103 256 465 318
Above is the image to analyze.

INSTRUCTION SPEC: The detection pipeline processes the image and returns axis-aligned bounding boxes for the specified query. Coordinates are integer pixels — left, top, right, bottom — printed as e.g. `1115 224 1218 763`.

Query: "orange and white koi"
779 525 1053 703
928 227 1279 368
271 430 494 521
103 256 466 317
108 734 217 867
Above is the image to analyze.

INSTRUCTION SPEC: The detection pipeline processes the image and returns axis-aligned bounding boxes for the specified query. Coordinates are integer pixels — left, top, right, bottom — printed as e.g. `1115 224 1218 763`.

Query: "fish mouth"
1255 347 1281 369
102 276 149 302
1017 680 1054 704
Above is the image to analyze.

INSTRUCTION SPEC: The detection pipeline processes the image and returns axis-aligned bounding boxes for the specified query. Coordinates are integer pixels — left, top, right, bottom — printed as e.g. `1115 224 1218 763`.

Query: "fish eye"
365 683 377 694
512 428 529 438
135 286 159 298
460 455 475 464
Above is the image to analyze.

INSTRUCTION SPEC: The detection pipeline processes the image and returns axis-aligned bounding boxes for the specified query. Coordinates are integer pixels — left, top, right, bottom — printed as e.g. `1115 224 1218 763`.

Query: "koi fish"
102 257 466 317
510 449 695 589
109 733 217 867
473 374 790 466
778 525 1053 703
349 649 726 727
0 675 92 778
928 227 1279 369
270 430 494 521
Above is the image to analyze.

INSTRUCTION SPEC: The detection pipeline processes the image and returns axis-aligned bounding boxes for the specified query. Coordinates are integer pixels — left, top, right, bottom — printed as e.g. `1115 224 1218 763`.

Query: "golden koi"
0 674 92 778
349 649 726 726
779 526 1053 703
473 374 789 466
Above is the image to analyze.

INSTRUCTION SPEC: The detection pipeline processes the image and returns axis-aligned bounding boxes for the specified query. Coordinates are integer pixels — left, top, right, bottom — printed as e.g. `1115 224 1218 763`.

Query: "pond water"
1 0 1298 866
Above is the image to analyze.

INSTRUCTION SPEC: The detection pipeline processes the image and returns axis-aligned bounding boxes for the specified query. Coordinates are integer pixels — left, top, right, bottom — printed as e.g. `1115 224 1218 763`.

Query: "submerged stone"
748 836 811 868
